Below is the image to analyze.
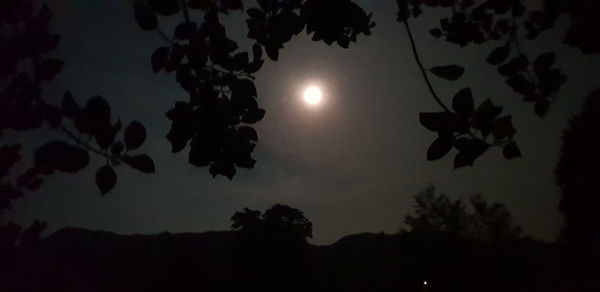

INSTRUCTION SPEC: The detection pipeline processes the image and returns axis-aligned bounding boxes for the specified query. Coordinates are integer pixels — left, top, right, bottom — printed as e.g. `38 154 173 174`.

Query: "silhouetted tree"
231 204 313 291
404 186 522 243
0 1 155 215
1 0 597 205
555 90 600 289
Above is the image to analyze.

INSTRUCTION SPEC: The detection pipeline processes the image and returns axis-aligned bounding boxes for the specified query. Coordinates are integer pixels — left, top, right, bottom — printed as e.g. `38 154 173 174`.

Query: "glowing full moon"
303 86 322 105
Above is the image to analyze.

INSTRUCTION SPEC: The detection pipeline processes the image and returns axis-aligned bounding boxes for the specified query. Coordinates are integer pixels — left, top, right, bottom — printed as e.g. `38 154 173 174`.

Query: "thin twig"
61 126 118 159
156 28 173 45
182 0 191 24
403 20 451 112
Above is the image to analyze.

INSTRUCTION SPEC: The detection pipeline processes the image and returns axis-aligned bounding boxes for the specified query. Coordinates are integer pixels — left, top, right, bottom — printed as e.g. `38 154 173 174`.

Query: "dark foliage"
133 0 373 179
0 2 154 209
0 202 562 291
394 0 600 167
555 90 600 289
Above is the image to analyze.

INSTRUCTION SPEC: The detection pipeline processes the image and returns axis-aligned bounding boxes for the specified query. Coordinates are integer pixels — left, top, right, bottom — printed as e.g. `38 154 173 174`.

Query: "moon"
303 86 322 105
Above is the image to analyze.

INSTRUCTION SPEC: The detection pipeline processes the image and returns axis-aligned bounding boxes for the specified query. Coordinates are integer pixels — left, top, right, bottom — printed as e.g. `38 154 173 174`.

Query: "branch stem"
61 126 117 159
403 20 450 112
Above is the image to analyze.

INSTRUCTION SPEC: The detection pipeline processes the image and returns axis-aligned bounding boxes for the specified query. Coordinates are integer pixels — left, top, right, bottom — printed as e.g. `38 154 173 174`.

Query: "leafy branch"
403 20 450 113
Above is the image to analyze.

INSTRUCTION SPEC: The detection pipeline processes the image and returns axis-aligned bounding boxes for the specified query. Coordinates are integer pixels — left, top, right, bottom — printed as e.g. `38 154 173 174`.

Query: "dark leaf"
503 141 521 159
111 142 124 156
430 65 464 81
124 121 147 150
492 116 516 140
34 141 89 173
74 96 111 135
533 52 555 75
453 138 489 168
151 47 169 72
232 52 249 71
95 165 117 194
238 126 258 141
242 108 266 124
419 112 446 132
534 99 550 117
189 0 212 9
61 91 79 118
429 28 443 38
122 154 155 173
252 43 263 61
454 152 473 169
265 43 279 61
452 88 474 116
175 22 196 40
148 0 180 16
38 59 64 81
43 104 62 128
244 59 264 74
134 1 158 30
427 136 454 161
472 99 502 136
486 45 510 65
220 0 243 10
209 159 236 179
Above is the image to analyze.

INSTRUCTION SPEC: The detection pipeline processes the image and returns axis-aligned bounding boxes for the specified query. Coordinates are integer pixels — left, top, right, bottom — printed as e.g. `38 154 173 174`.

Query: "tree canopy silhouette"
403 185 522 243
0 0 599 227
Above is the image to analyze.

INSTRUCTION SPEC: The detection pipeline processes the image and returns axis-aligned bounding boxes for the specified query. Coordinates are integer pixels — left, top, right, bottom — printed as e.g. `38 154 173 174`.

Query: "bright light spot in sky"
423 280 428 286
303 86 322 105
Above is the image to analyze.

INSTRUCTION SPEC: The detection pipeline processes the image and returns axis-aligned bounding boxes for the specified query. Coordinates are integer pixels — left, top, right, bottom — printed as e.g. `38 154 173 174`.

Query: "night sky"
3 0 600 244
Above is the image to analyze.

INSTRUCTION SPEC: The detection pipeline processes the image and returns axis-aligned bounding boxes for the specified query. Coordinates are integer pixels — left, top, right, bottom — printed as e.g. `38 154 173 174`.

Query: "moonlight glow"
303 86 322 105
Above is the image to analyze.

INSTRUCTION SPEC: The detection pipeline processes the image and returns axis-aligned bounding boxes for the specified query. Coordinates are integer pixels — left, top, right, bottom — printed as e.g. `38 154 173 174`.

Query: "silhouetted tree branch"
403 20 450 113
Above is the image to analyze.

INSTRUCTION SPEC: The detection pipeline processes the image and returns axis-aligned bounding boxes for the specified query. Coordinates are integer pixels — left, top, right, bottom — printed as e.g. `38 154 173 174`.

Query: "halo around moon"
303 86 322 105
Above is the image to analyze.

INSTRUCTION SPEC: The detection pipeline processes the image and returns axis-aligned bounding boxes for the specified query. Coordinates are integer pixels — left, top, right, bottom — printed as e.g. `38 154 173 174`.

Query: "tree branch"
182 0 191 24
403 20 450 112
61 126 117 159
156 28 173 45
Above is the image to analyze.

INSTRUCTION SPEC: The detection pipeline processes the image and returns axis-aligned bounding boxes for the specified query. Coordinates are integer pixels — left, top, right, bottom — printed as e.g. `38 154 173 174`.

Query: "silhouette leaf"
210 159 236 179
265 43 280 61
238 126 258 141
503 141 521 159
220 0 243 10
244 59 264 74
452 88 474 116
242 107 265 124
61 91 79 118
175 22 196 40
472 99 502 136
533 52 555 76
453 138 489 168
486 45 510 65
232 52 249 71
124 121 147 150
122 154 155 173
111 142 124 156
134 1 158 30
427 136 454 161
95 165 117 195
38 59 64 81
43 104 62 128
419 112 446 132
148 0 180 16
492 116 516 140
74 96 111 135
252 43 262 61
534 99 550 117
189 0 211 9
430 65 464 81
151 47 169 72
34 141 89 173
